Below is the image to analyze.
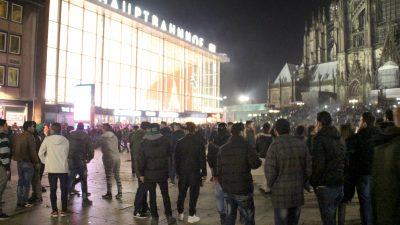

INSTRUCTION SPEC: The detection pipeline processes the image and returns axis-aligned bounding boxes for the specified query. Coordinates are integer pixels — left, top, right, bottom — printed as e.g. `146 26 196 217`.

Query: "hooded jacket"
207 130 231 177
100 131 120 164
38 134 69 173
129 129 146 177
311 125 345 187
67 130 93 166
175 133 207 178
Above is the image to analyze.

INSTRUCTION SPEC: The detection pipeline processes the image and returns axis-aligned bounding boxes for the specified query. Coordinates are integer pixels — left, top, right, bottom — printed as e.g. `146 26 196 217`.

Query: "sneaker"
82 198 93 205
24 203 34 208
167 216 177 225
188 215 200 223
133 211 147 219
51 210 58 217
102 193 112 200
60 211 67 217
115 193 122 200
178 213 184 221
0 213 10 220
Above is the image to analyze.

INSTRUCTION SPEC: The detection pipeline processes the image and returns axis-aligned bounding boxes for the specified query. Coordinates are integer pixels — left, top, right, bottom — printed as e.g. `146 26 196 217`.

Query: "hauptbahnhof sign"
94 0 216 52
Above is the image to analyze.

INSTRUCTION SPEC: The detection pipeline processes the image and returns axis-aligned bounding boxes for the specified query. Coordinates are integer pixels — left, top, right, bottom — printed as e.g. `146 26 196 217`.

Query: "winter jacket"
217 136 261 195
311 126 345 187
100 131 120 165
137 133 172 182
256 133 273 158
67 130 93 167
347 126 379 176
0 131 11 170
207 131 231 176
245 128 256 149
266 134 312 208
38 135 69 173
371 127 400 225
175 133 207 178
13 131 39 164
171 130 185 153
129 129 145 177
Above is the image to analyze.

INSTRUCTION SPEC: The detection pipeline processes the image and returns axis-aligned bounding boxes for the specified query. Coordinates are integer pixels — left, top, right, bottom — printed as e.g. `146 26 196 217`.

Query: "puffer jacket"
137 133 172 182
207 131 231 176
38 135 69 173
311 125 345 187
100 131 120 165
129 129 145 177
175 133 207 177
217 136 261 195
67 130 93 166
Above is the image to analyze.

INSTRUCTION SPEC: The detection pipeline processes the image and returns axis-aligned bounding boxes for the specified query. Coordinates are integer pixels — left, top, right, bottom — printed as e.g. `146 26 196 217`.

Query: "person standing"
256 122 273 195
100 123 122 200
67 122 93 205
170 123 185 185
137 123 176 225
266 119 311 225
0 119 11 220
38 123 69 217
29 122 44 205
175 122 207 223
13 121 39 208
245 121 256 149
217 123 261 225
311 111 345 225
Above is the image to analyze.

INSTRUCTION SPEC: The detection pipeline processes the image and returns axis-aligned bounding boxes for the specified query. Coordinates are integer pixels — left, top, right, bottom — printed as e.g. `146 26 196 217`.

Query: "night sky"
134 0 331 104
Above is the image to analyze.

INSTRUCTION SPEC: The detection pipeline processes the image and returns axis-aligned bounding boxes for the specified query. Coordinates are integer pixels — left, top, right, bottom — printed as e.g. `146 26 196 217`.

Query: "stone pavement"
0 150 362 225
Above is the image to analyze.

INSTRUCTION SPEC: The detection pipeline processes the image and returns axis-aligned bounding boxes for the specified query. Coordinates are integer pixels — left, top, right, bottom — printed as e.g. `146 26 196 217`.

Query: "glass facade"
46 0 222 114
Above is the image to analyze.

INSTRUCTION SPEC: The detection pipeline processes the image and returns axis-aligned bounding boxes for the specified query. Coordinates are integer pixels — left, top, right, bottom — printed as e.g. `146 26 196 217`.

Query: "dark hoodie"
207 130 231 177
67 130 93 167
311 125 345 187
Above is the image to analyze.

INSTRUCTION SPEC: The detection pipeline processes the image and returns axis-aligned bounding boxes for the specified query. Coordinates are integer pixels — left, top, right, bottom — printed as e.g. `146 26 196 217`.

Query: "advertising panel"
74 84 94 123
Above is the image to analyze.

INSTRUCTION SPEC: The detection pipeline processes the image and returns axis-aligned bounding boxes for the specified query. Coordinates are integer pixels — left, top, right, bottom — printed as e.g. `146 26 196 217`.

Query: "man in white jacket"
39 123 69 217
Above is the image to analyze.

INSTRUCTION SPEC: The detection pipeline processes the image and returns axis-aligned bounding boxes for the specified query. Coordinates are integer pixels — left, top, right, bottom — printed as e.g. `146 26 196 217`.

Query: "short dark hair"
161 121 167 126
295 125 305 136
23 121 35 131
186 122 196 133
362 111 375 127
231 122 244 136
0 119 6 127
275 119 290 135
385 109 394 122
102 123 112 132
140 121 151 130
51 123 62 134
77 122 84 130
217 122 227 132
317 111 332 127
149 123 160 133
245 120 253 127
262 122 271 133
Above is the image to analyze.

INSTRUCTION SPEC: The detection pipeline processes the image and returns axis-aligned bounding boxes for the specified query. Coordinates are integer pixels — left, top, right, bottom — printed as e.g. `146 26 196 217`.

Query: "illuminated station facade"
0 0 229 125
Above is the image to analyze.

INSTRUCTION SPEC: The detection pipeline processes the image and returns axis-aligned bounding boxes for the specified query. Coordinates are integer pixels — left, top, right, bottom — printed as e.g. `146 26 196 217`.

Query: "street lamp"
239 95 250 102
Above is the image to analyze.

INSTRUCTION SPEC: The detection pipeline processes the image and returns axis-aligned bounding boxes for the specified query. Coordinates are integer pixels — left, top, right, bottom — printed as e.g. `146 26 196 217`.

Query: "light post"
239 95 250 103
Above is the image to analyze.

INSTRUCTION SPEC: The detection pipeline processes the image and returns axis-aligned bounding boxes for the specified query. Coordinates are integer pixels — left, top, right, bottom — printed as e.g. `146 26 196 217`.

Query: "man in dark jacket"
217 122 261 225
256 122 273 195
346 112 378 225
311 111 345 225
207 122 231 225
175 122 207 223
169 123 185 184
67 122 93 205
137 123 176 225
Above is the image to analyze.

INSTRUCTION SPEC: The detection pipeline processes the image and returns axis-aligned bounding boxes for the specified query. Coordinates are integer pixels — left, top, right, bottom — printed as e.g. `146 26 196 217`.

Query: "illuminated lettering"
160 20 167 31
127 3 132 14
122 1 126 12
99 0 107 4
168 23 176 35
185 31 192 42
134 6 141 18
177 27 184 39
110 0 118 9
192 35 199 46
151 15 159 27
199 38 204 47
143 10 150 22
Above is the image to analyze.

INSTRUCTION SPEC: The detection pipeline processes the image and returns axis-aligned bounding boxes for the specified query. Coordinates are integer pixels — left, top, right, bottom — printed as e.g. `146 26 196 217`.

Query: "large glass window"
0 32 6 52
11 3 22 23
0 0 8 20
9 34 20 54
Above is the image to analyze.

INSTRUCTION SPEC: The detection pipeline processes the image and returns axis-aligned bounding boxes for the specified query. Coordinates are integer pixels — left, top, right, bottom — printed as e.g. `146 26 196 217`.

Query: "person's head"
148 123 160 134
307 125 316 136
316 111 332 129
51 123 62 135
77 122 85 131
245 120 254 129
102 123 112 133
217 122 227 133
0 119 8 131
140 121 151 130
274 119 290 136
231 122 245 136
359 111 375 129
173 123 182 131
186 122 196 134
340 123 354 140
160 121 167 128
384 109 394 122
133 125 139 131
23 121 36 133
227 122 234 132
295 125 306 137
262 122 271 134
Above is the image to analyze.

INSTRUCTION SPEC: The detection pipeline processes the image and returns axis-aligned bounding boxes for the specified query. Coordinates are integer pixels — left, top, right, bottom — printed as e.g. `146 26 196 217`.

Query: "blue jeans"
17 161 34 205
315 186 344 225
214 179 225 216
224 193 255 225
355 176 372 225
274 207 301 225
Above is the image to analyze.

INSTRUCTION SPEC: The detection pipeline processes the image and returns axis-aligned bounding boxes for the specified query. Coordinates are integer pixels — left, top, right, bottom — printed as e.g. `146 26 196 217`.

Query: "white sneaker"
178 213 184 221
188 215 200 223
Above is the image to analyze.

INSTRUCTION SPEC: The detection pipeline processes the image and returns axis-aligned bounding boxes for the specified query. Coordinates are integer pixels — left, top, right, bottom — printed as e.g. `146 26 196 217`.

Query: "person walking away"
255 122 273 195
13 121 39 208
175 122 207 223
38 123 69 217
99 123 122 200
169 123 184 185
217 122 261 225
0 119 11 220
207 122 231 225
28 121 44 205
137 123 176 225
266 119 311 225
245 121 256 149
311 111 345 225
67 122 94 205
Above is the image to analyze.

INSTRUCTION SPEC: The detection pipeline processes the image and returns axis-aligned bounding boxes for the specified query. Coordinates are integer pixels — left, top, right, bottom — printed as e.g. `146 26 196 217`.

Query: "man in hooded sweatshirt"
100 123 122 200
38 123 69 217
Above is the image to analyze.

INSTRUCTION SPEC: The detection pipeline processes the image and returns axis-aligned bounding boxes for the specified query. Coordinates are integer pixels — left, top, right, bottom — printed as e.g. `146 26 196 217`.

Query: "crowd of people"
0 106 399 225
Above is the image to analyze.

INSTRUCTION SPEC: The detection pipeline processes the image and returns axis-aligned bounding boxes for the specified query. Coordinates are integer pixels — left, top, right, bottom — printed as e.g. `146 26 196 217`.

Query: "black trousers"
177 174 201 216
48 173 68 211
145 180 172 218
134 180 149 213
